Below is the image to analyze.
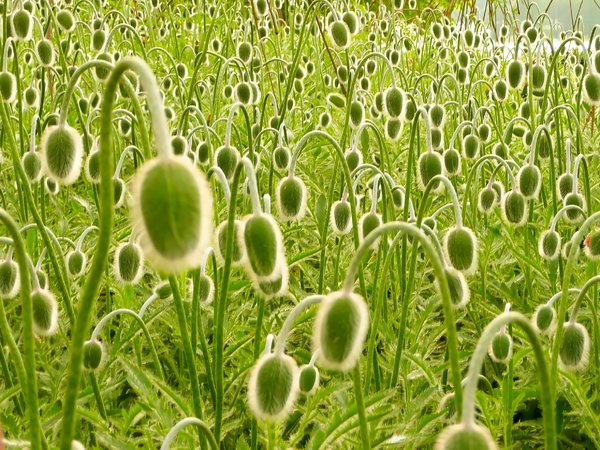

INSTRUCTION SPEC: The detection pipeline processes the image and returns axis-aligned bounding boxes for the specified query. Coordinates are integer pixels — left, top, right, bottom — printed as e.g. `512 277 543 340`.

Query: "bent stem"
160 418 218 450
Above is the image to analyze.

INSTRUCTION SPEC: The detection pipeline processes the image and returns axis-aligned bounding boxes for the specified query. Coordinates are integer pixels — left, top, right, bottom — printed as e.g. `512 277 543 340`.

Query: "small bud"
440 267 470 308
434 423 497 450
443 227 478 275
113 242 144 285
417 151 444 192
501 191 527 227
66 250 87 278
0 259 20 299
493 79 508 101
22 151 43 183
328 20 351 50
255 263 288 298
113 177 126 208
277 176 308 221
359 212 382 248
56 10 75 32
44 177 59 195
349 100 364 129
85 150 101 184
383 86 405 119
199 273 214 303
130 156 213 274
477 187 498 214
563 192 585 224
214 219 246 266
344 148 363 172
538 229 561 261
237 42 253 63
584 230 600 260
489 331 513 363
330 200 352 235
241 214 285 281
83 339 104 370
0 71 17 103
583 73 600 106
235 82 253 105
214 145 240 180
531 64 546 96
385 118 403 141
517 164 542 199
443 148 461 176
313 290 369 371
31 289 59 337
248 352 299 422
11 9 32 41
154 281 172 300
559 321 590 371
298 364 320 395
40 124 84 185
461 134 480 160
532 304 556 335
273 146 291 171
556 173 573 200
506 59 526 90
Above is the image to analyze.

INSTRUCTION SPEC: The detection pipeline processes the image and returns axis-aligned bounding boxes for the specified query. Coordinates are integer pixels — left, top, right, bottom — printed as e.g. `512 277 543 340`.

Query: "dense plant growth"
0 0 600 448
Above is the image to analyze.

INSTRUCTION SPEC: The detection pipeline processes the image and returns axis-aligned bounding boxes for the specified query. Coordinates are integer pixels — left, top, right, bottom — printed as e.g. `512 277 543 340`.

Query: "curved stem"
160 418 218 450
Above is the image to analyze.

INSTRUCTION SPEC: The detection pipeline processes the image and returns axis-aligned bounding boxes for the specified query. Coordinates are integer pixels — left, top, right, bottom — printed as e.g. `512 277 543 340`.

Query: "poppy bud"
532 303 556 335
255 263 288 298
328 20 351 50
416 151 444 192
443 227 478 275
440 266 470 308
584 230 600 260
113 242 144 285
277 176 307 221
130 156 213 274
241 214 285 281
385 118 403 141
556 173 573 200
330 200 352 235
56 10 75 32
501 191 527 227
11 9 32 41
22 151 43 183
214 145 240 180
313 290 369 371
66 250 87 278
83 339 104 370
429 104 445 127
462 134 480 160
493 79 508 101
383 86 405 119
31 289 59 337
0 71 16 103
85 150 101 184
214 219 246 266
488 331 513 363
247 352 299 422
563 192 585 224
342 11 359 35
359 212 382 248
40 124 84 185
298 364 320 395
506 59 526 90
435 423 497 450
273 146 291 171
477 187 498 214
517 165 542 199
199 273 214 303
0 259 20 299
349 100 364 129
538 230 561 261
583 73 600 106
559 321 590 371
443 148 461 176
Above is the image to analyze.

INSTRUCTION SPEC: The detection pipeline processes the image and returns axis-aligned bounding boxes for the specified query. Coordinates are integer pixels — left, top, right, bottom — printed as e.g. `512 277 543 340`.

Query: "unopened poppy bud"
488 331 513 363
40 124 84 185
22 151 43 183
85 150 101 184
342 11 359 35
237 42 253 63
214 219 246 266
440 267 470 308
11 9 32 41
477 187 498 214
349 100 364 129
385 118 403 141
277 176 307 221
359 212 382 248
506 59 526 90
583 73 600 106
298 364 320 395
199 273 214 303
443 148 461 175
462 134 480 160
248 352 299 422
559 321 590 371
328 20 351 50
556 173 573 200
113 242 144 285
383 86 405 119
313 290 369 371
517 165 542 199
434 423 497 450
154 281 172 300
256 263 288 298
273 146 291 171
531 64 546 96
443 226 478 275
417 151 444 192
31 289 59 337
0 259 20 299
83 339 104 370
235 82 253 105
493 79 508 101
130 156 213 274
56 10 75 32
538 230 561 261
113 177 126 208
563 192 585 224
0 71 16 103
66 250 87 278
330 200 352 235
241 213 285 281
584 230 600 260
214 145 240 180
501 191 527 227
532 303 556 335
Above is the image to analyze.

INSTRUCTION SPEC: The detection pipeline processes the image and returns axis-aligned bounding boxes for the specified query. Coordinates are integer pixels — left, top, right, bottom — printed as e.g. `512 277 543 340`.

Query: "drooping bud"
241 213 285 281
429 104 446 127
66 250 87 278
517 164 542 199
443 227 478 275
0 71 17 103
22 151 43 183
113 242 144 285
559 321 590 371
330 200 352 235
298 364 320 395
477 187 498 214
11 9 32 41
247 352 299 422
488 331 513 363
0 259 20 299
582 73 600 106
113 177 126 208
440 267 470 308
199 273 214 303
40 124 84 185
383 86 405 119
31 289 59 337
506 59 526 90
443 148 461 176
255 263 288 298
461 134 480 160
501 190 528 227
328 20 351 50
277 176 307 221
313 290 369 371
434 423 497 450
83 339 104 370
538 229 561 261
532 303 556 335
154 281 173 300
359 212 382 248
214 219 246 266
130 156 213 274
416 151 444 192
344 147 363 172
556 173 573 201
273 146 291 171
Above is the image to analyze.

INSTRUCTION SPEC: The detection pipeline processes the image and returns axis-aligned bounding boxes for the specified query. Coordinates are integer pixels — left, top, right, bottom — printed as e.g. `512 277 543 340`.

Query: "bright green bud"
493 79 508 101
273 146 291 170
462 134 480 160
56 10 75 32
154 281 172 300
277 176 307 221
443 148 461 176
248 352 299 422
31 289 58 337
199 273 214 303
0 259 19 298
385 118 402 141
214 145 240 180
417 151 443 192
113 242 144 285
559 321 590 371
11 9 32 41
443 226 478 275
85 150 101 184
313 290 369 371
517 164 541 199
538 230 561 261
563 192 585 224
440 267 470 308
40 124 84 185
359 212 382 247
556 173 573 200
328 20 351 50
214 219 246 266
506 59 526 90
344 148 363 172
22 151 43 183
477 187 498 214
583 73 600 106
489 331 513 363
434 422 497 450
83 339 104 370
501 191 527 227
131 156 213 274
66 250 86 277
532 304 556 335
342 11 359 35
383 86 405 119
330 200 352 235
0 71 16 103
349 100 364 129
242 214 285 280
298 364 319 395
